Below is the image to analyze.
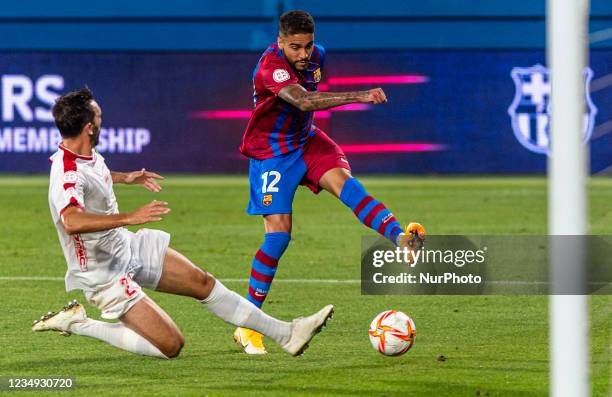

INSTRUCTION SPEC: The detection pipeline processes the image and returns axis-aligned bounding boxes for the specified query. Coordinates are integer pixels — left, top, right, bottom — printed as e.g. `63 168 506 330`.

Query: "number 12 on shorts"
261 171 281 193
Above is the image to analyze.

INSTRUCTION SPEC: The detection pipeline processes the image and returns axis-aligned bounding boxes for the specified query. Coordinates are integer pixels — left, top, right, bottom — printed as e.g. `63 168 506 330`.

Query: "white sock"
396 232 405 246
70 319 168 359
200 280 291 346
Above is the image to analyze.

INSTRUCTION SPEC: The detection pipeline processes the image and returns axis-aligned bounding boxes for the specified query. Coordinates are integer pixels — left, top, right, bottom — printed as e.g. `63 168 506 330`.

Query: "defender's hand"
364 88 387 104
127 200 170 225
124 168 164 192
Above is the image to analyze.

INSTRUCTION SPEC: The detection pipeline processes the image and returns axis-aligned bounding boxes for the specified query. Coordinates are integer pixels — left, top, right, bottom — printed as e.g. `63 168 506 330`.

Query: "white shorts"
83 228 170 320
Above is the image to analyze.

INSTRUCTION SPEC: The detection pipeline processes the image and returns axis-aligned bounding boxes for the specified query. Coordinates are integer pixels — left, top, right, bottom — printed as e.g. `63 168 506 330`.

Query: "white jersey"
48 145 132 292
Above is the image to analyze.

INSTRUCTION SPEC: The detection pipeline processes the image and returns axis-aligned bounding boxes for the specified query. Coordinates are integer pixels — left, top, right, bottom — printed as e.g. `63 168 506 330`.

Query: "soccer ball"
368 310 416 356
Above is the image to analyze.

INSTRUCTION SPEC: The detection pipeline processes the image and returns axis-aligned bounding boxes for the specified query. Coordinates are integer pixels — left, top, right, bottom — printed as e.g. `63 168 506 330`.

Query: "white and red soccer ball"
369 310 416 356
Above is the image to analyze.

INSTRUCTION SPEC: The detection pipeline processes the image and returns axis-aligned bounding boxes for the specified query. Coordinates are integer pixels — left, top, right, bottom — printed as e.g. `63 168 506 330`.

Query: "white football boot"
32 300 87 336
282 304 334 356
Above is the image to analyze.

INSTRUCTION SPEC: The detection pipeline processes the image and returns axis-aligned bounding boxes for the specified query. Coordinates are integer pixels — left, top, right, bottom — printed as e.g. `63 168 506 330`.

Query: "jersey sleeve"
259 58 300 95
51 168 86 217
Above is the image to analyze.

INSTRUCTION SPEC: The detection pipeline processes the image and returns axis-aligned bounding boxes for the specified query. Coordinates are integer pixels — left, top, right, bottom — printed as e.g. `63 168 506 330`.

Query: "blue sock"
247 232 291 308
339 177 404 244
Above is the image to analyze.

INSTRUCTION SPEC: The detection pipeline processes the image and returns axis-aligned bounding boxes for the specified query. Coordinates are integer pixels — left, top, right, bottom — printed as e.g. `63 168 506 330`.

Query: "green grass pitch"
0 176 610 396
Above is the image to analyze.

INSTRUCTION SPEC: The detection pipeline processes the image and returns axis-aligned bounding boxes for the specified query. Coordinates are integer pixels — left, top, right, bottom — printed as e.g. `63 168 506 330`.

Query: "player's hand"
124 168 164 192
127 200 170 225
364 88 387 104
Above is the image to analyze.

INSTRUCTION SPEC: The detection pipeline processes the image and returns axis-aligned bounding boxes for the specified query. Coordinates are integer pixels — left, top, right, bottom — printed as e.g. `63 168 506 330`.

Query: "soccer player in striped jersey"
235 10 426 354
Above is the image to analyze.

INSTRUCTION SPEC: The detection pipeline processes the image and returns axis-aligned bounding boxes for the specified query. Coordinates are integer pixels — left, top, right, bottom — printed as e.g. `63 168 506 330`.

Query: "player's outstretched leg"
235 222 291 354
204 277 333 356
320 168 426 250
32 299 180 359
156 248 333 356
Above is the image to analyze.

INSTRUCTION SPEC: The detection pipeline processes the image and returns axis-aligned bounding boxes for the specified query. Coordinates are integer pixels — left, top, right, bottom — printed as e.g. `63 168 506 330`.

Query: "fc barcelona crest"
507 64 597 154
313 68 321 83
263 194 273 206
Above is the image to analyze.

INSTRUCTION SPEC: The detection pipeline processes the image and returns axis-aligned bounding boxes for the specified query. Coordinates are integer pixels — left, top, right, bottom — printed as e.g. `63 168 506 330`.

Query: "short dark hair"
279 10 314 36
52 87 96 138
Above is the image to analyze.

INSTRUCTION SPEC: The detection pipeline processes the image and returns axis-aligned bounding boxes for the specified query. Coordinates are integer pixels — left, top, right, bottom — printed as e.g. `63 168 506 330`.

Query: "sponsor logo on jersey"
72 234 88 272
508 64 597 154
272 69 290 83
263 194 273 206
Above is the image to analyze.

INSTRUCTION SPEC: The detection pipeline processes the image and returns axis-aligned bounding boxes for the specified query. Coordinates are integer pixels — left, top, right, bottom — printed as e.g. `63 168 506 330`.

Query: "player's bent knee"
263 214 292 233
198 270 216 299
320 168 352 198
161 333 185 359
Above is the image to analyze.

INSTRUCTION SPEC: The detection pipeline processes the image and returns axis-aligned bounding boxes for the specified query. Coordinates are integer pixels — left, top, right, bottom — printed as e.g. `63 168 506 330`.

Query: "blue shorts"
246 130 351 215
247 149 306 215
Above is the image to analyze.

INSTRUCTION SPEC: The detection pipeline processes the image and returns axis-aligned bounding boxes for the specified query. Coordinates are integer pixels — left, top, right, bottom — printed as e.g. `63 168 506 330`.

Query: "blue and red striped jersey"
240 43 326 160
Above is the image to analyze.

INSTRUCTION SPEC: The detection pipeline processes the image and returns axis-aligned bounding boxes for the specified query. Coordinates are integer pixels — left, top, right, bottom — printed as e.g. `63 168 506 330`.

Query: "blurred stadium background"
1 0 610 175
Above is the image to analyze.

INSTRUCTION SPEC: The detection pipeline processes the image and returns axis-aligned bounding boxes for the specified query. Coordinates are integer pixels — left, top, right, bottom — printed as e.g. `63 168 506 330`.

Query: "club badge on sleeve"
273 69 290 83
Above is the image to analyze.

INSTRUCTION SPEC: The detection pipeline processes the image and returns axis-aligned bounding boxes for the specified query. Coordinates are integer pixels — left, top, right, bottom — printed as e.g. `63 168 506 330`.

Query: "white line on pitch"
0 276 360 283
223 279 361 283
0 277 606 287
0 276 65 281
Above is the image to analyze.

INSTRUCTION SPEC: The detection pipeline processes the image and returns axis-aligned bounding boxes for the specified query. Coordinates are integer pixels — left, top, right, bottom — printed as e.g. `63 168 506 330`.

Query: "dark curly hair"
52 87 96 138
279 10 315 37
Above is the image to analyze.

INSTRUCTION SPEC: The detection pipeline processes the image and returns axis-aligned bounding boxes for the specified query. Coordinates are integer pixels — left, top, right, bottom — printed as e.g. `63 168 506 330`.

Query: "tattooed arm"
278 84 387 112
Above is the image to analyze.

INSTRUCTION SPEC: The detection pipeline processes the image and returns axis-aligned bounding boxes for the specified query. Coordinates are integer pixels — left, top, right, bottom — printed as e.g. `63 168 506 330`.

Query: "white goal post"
547 0 591 396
